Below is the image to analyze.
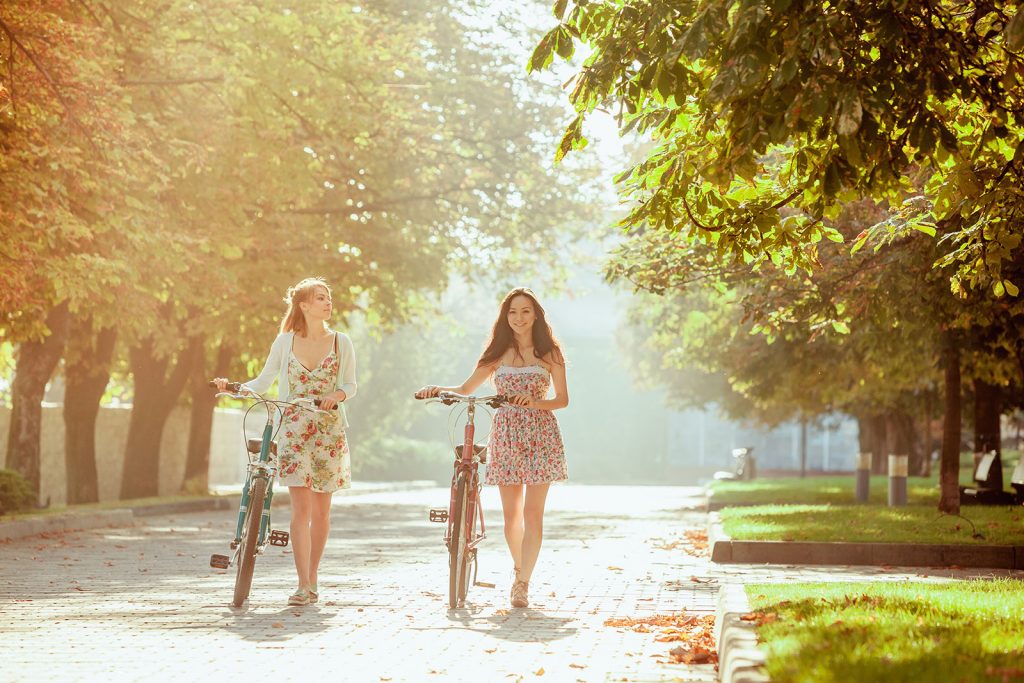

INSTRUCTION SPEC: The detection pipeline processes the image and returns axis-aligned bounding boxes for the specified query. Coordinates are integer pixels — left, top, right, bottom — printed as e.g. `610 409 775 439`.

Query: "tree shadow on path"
442 606 577 643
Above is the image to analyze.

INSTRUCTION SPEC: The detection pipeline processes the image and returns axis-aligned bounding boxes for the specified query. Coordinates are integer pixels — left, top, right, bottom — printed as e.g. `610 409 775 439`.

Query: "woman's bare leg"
288 486 313 588
518 483 550 583
308 491 333 588
498 485 525 571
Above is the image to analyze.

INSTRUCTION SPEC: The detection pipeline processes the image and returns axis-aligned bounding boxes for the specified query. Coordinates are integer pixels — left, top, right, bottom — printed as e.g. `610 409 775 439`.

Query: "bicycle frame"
234 418 277 551
445 401 486 556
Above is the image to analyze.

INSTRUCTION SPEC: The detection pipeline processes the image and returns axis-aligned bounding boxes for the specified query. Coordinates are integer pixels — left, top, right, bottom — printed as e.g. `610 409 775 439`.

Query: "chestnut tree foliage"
0 0 601 499
532 0 1024 512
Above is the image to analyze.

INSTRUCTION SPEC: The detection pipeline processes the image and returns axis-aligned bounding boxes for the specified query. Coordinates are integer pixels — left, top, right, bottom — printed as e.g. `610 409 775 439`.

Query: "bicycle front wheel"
448 471 471 609
233 476 266 607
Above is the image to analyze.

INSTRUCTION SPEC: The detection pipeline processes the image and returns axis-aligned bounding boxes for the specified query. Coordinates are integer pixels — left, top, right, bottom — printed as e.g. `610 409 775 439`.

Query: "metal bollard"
855 452 871 502
888 454 908 506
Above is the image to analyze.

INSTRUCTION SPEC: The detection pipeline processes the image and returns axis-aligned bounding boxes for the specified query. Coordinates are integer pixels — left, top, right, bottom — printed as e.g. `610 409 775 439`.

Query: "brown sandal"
511 580 529 608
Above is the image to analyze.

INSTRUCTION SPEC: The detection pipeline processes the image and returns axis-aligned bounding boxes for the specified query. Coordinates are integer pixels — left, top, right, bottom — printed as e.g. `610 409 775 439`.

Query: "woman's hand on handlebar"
317 390 347 411
211 378 231 392
414 385 441 399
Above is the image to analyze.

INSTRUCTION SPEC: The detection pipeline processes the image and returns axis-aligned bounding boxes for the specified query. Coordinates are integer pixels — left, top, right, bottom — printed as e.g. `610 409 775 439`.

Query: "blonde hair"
280 277 331 336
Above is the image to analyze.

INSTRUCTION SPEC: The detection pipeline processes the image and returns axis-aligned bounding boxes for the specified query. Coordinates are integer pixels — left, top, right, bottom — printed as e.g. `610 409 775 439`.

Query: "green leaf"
823 160 841 197
1006 10 1024 50
527 27 558 72
836 94 862 136
1004 280 1020 297
831 321 850 334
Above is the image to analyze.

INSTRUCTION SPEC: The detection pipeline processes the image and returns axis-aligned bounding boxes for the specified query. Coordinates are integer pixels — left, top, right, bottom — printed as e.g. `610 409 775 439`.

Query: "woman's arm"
416 361 499 398
242 334 285 395
336 333 357 400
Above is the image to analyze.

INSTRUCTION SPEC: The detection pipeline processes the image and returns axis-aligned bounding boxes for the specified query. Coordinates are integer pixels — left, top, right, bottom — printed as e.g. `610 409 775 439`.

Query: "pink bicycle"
417 391 506 608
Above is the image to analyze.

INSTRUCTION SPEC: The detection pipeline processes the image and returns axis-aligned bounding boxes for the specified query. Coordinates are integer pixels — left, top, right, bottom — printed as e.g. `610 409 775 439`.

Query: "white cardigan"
243 330 357 429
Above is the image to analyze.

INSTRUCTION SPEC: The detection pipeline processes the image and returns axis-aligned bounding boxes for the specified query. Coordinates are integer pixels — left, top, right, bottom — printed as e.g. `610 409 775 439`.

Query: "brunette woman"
416 287 568 608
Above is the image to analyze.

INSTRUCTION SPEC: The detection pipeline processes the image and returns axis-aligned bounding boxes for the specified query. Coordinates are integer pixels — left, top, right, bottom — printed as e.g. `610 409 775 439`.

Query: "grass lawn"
708 450 1021 508
719 504 1024 545
747 580 1024 683
708 475 942 506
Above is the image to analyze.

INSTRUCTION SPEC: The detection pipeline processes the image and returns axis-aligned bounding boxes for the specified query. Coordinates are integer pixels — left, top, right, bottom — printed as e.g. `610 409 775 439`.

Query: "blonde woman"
214 277 356 606
416 288 568 608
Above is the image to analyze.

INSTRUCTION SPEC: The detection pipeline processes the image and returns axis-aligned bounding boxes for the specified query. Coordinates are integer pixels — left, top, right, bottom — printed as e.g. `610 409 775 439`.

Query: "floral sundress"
278 340 351 492
485 365 567 486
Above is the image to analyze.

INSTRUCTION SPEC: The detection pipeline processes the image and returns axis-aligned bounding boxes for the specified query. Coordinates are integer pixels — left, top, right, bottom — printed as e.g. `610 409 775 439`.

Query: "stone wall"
0 406 249 505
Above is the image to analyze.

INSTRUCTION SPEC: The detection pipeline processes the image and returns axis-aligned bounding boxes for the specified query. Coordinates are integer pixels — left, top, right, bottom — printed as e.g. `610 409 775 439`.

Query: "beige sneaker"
511 580 529 608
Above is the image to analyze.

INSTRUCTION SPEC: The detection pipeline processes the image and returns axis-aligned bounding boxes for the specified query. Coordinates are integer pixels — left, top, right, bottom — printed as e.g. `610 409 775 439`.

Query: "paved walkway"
2 485 1020 683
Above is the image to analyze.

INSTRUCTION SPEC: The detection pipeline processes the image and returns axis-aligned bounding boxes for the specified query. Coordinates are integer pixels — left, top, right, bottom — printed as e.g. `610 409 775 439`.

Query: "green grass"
0 493 226 523
719 504 1024 545
708 475 944 506
748 580 1024 683
708 453 1021 507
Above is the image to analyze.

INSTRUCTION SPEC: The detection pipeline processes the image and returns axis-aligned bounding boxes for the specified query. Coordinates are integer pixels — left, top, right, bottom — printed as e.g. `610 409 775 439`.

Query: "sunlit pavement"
3 484 1021 683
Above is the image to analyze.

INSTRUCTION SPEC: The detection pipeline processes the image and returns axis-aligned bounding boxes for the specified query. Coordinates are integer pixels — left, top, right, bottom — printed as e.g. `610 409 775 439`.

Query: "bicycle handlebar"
208 380 338 410
415 391 507 408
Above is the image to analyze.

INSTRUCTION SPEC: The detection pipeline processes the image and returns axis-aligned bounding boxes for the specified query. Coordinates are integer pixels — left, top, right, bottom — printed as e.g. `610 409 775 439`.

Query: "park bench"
959 450 1014 505
713 447 756 482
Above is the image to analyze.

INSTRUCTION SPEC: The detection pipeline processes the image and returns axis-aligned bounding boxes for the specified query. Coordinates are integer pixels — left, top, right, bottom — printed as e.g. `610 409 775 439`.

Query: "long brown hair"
280 277 331 337
477 288 565 368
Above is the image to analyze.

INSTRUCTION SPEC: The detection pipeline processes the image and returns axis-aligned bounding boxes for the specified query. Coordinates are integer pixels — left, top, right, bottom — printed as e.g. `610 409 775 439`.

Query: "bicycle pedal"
209 554 230 569
429 508 449 523
268 529 290 547
474 581 495 588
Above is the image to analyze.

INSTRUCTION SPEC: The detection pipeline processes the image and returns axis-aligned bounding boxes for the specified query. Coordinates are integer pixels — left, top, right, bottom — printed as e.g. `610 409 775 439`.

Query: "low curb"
708 512 1024 570
1 481 439 541
0 509 135 542
714 583 771 683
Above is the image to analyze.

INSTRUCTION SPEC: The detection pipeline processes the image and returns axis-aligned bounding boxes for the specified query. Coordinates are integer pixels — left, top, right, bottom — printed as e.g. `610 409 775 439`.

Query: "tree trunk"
973 378 1003 489
920 390 933 477
885 410 923 476
798 417 807 478
973 379 1001 455
938 333 961 514
5 302 70 502
120 336 198 500
855 413 889 473
63 319 117 504
182 341 232 494
869 414 888 474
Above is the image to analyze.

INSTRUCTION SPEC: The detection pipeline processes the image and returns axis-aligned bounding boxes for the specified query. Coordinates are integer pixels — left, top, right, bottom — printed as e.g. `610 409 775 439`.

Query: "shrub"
0 469 35 515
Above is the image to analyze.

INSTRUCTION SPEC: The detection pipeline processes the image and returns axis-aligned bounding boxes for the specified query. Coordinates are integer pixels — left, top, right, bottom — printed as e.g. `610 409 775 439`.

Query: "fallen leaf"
534 668 544 676
485 649 497 654
271 622 284 628
607 566 623 571
569 664 585 669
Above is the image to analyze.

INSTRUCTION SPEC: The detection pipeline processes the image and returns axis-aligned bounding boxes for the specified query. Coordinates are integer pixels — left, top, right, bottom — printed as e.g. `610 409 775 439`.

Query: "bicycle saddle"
453 444 487 463
246 438 278 456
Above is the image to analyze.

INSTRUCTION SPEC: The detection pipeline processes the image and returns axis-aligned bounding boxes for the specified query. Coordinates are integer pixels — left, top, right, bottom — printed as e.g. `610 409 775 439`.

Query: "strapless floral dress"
485 365 567 486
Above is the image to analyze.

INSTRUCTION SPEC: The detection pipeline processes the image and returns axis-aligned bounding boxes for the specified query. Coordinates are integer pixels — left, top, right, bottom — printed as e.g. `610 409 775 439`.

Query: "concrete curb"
708 513 1024 569
0 509 136 541
1 480 440 541
714 583 771 683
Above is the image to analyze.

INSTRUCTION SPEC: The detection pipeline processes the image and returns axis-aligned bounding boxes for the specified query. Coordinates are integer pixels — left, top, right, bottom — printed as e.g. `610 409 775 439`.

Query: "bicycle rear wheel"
233 476 266 607
448 472 470 609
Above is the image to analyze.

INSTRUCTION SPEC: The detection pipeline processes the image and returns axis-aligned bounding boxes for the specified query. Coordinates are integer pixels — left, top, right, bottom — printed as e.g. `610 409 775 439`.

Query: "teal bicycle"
208 381 334 607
